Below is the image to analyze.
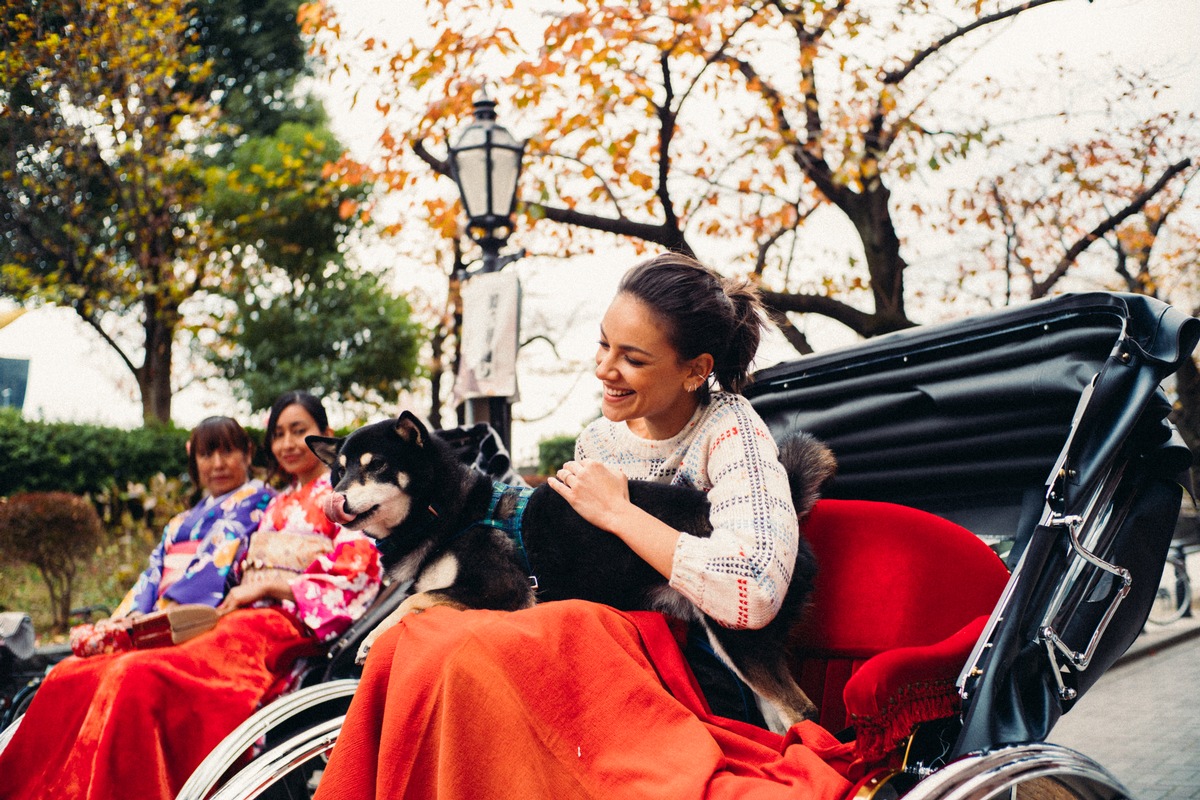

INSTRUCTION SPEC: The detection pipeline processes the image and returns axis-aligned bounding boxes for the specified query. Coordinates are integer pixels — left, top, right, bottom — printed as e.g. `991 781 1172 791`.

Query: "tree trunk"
844 183 913 336
39 565 71 633
137 300 178 425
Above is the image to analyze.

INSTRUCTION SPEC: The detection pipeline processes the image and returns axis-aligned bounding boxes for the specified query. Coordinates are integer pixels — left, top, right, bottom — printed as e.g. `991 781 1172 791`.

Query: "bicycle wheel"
1147 552 1190 625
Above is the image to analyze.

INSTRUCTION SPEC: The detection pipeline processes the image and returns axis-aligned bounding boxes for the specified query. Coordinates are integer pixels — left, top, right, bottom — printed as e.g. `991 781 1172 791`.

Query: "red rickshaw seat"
788 499 1011 759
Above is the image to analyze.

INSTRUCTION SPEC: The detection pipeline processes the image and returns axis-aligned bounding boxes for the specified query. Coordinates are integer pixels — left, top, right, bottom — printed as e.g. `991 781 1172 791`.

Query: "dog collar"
376 504 440 566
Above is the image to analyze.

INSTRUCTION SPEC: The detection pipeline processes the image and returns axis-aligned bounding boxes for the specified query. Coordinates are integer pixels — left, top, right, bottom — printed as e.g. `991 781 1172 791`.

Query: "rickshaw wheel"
206 715 342 800
899 744 1130 800
1146 550 1190 625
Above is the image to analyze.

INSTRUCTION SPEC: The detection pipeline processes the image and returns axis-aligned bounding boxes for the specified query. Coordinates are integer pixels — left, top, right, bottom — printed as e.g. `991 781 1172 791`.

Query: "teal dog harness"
463 481 537 588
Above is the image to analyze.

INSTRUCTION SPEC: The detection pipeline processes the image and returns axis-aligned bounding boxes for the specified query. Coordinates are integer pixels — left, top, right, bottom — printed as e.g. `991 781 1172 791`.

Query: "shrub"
0 492 105 632
537 435 578 476
93 473 191 591
0 409 190 497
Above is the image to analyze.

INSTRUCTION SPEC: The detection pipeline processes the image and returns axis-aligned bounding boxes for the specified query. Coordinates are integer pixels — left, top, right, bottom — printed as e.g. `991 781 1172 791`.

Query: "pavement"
1048 556 1200 800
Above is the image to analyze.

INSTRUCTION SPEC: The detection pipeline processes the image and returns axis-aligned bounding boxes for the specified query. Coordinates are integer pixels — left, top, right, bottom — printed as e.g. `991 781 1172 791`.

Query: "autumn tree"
0 0 220 424
2 1 420 423
949 106 1199 453
306 0 1193 356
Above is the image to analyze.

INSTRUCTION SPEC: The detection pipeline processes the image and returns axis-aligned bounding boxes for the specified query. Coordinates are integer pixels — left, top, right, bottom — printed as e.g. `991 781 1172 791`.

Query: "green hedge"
0 409 192 496
537 435 577 476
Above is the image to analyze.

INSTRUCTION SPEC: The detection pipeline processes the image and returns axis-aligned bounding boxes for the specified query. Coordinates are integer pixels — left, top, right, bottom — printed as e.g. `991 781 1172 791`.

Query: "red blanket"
0 607 320 800
315 601 854 800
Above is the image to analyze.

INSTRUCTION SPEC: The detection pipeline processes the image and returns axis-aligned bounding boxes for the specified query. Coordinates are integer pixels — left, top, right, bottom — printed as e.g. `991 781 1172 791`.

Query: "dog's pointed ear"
306 435 343 468
395 411 429 448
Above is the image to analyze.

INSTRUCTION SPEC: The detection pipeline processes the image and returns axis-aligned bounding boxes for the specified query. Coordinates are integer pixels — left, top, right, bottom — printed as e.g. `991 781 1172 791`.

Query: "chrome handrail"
1038 507 1131 682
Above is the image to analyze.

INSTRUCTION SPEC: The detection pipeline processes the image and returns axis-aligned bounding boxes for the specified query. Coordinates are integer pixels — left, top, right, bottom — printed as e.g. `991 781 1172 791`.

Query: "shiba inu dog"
307 411 835 726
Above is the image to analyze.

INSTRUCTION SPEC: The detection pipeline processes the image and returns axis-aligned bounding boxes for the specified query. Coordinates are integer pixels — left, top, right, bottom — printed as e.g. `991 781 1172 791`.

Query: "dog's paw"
355 626 383 665
352 594 469 665
396 592 468 617
355 611 405 665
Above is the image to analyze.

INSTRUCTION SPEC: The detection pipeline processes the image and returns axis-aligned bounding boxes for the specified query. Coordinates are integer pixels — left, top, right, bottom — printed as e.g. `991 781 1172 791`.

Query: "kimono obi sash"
158 540 202 599
242 530 334 588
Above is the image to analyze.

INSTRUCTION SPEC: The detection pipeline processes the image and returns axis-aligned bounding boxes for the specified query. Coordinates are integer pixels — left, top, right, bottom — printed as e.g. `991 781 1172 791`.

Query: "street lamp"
448 89 526 274
447 90 526 449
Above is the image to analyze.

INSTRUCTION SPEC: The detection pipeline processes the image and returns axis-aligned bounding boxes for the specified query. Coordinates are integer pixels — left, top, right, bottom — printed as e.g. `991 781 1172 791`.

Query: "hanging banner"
453 270 520 402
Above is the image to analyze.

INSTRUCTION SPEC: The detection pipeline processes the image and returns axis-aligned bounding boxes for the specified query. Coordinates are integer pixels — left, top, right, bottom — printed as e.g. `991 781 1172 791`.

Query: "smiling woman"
216 391 381 638
309 254 831 800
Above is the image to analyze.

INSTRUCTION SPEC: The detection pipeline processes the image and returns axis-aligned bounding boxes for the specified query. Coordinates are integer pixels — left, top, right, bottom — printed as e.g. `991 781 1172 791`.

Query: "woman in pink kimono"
217 390 382 641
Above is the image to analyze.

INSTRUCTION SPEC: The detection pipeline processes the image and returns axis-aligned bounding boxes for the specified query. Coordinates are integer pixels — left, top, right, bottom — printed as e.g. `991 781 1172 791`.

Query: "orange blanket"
315 601 854 800
0 608 320 800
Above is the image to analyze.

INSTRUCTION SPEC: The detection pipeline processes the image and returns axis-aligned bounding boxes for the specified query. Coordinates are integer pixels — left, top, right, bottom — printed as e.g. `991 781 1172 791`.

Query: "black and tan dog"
307 411 835 726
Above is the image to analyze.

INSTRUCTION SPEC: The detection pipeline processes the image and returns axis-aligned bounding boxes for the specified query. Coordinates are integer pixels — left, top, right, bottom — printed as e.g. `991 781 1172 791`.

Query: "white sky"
1 0 1196 467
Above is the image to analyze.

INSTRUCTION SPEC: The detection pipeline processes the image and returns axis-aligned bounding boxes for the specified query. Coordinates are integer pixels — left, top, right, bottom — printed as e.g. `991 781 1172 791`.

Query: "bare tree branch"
530 202 695 256
764 306 814 355
882 0 1066 87
413 139 453 178
760 289 913 338
656 50 683 238
719 53 843 205
1032 156 1193 297
76 305 140 379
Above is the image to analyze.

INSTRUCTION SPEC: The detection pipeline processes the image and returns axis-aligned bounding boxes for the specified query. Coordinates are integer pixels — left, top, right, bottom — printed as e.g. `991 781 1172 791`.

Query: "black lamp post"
447 90 526 448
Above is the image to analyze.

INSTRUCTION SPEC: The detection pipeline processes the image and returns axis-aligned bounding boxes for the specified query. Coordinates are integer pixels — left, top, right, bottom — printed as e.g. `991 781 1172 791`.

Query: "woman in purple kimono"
113 415 275 615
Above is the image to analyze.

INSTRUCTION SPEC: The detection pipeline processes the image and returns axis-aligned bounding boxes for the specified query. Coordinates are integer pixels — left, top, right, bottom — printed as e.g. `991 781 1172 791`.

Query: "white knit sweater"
574 392 799 630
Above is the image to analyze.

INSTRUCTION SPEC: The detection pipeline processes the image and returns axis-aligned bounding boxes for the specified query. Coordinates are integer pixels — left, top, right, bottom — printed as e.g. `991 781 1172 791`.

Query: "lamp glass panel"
489 147 520 217
455 146 490 219
490 127 519 149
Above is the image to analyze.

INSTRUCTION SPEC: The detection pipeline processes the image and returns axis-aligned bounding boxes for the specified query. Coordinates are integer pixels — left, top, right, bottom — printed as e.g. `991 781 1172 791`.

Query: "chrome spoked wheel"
208 716 343 800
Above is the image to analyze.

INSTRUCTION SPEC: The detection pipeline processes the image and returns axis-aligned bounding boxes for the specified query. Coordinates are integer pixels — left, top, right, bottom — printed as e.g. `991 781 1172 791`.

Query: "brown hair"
617 252 765 397
187 416 254 489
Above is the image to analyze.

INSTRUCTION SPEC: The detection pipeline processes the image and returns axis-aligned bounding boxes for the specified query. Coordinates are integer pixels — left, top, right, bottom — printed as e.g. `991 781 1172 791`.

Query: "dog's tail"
778 432 837 520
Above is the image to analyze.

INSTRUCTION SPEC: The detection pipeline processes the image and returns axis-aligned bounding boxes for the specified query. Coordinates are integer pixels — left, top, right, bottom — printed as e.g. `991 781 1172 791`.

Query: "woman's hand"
547 459 630 532
217 578 293 615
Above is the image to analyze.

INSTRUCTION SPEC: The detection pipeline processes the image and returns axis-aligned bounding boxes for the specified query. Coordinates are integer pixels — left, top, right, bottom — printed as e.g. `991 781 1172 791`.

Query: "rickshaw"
4 291 1197 800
